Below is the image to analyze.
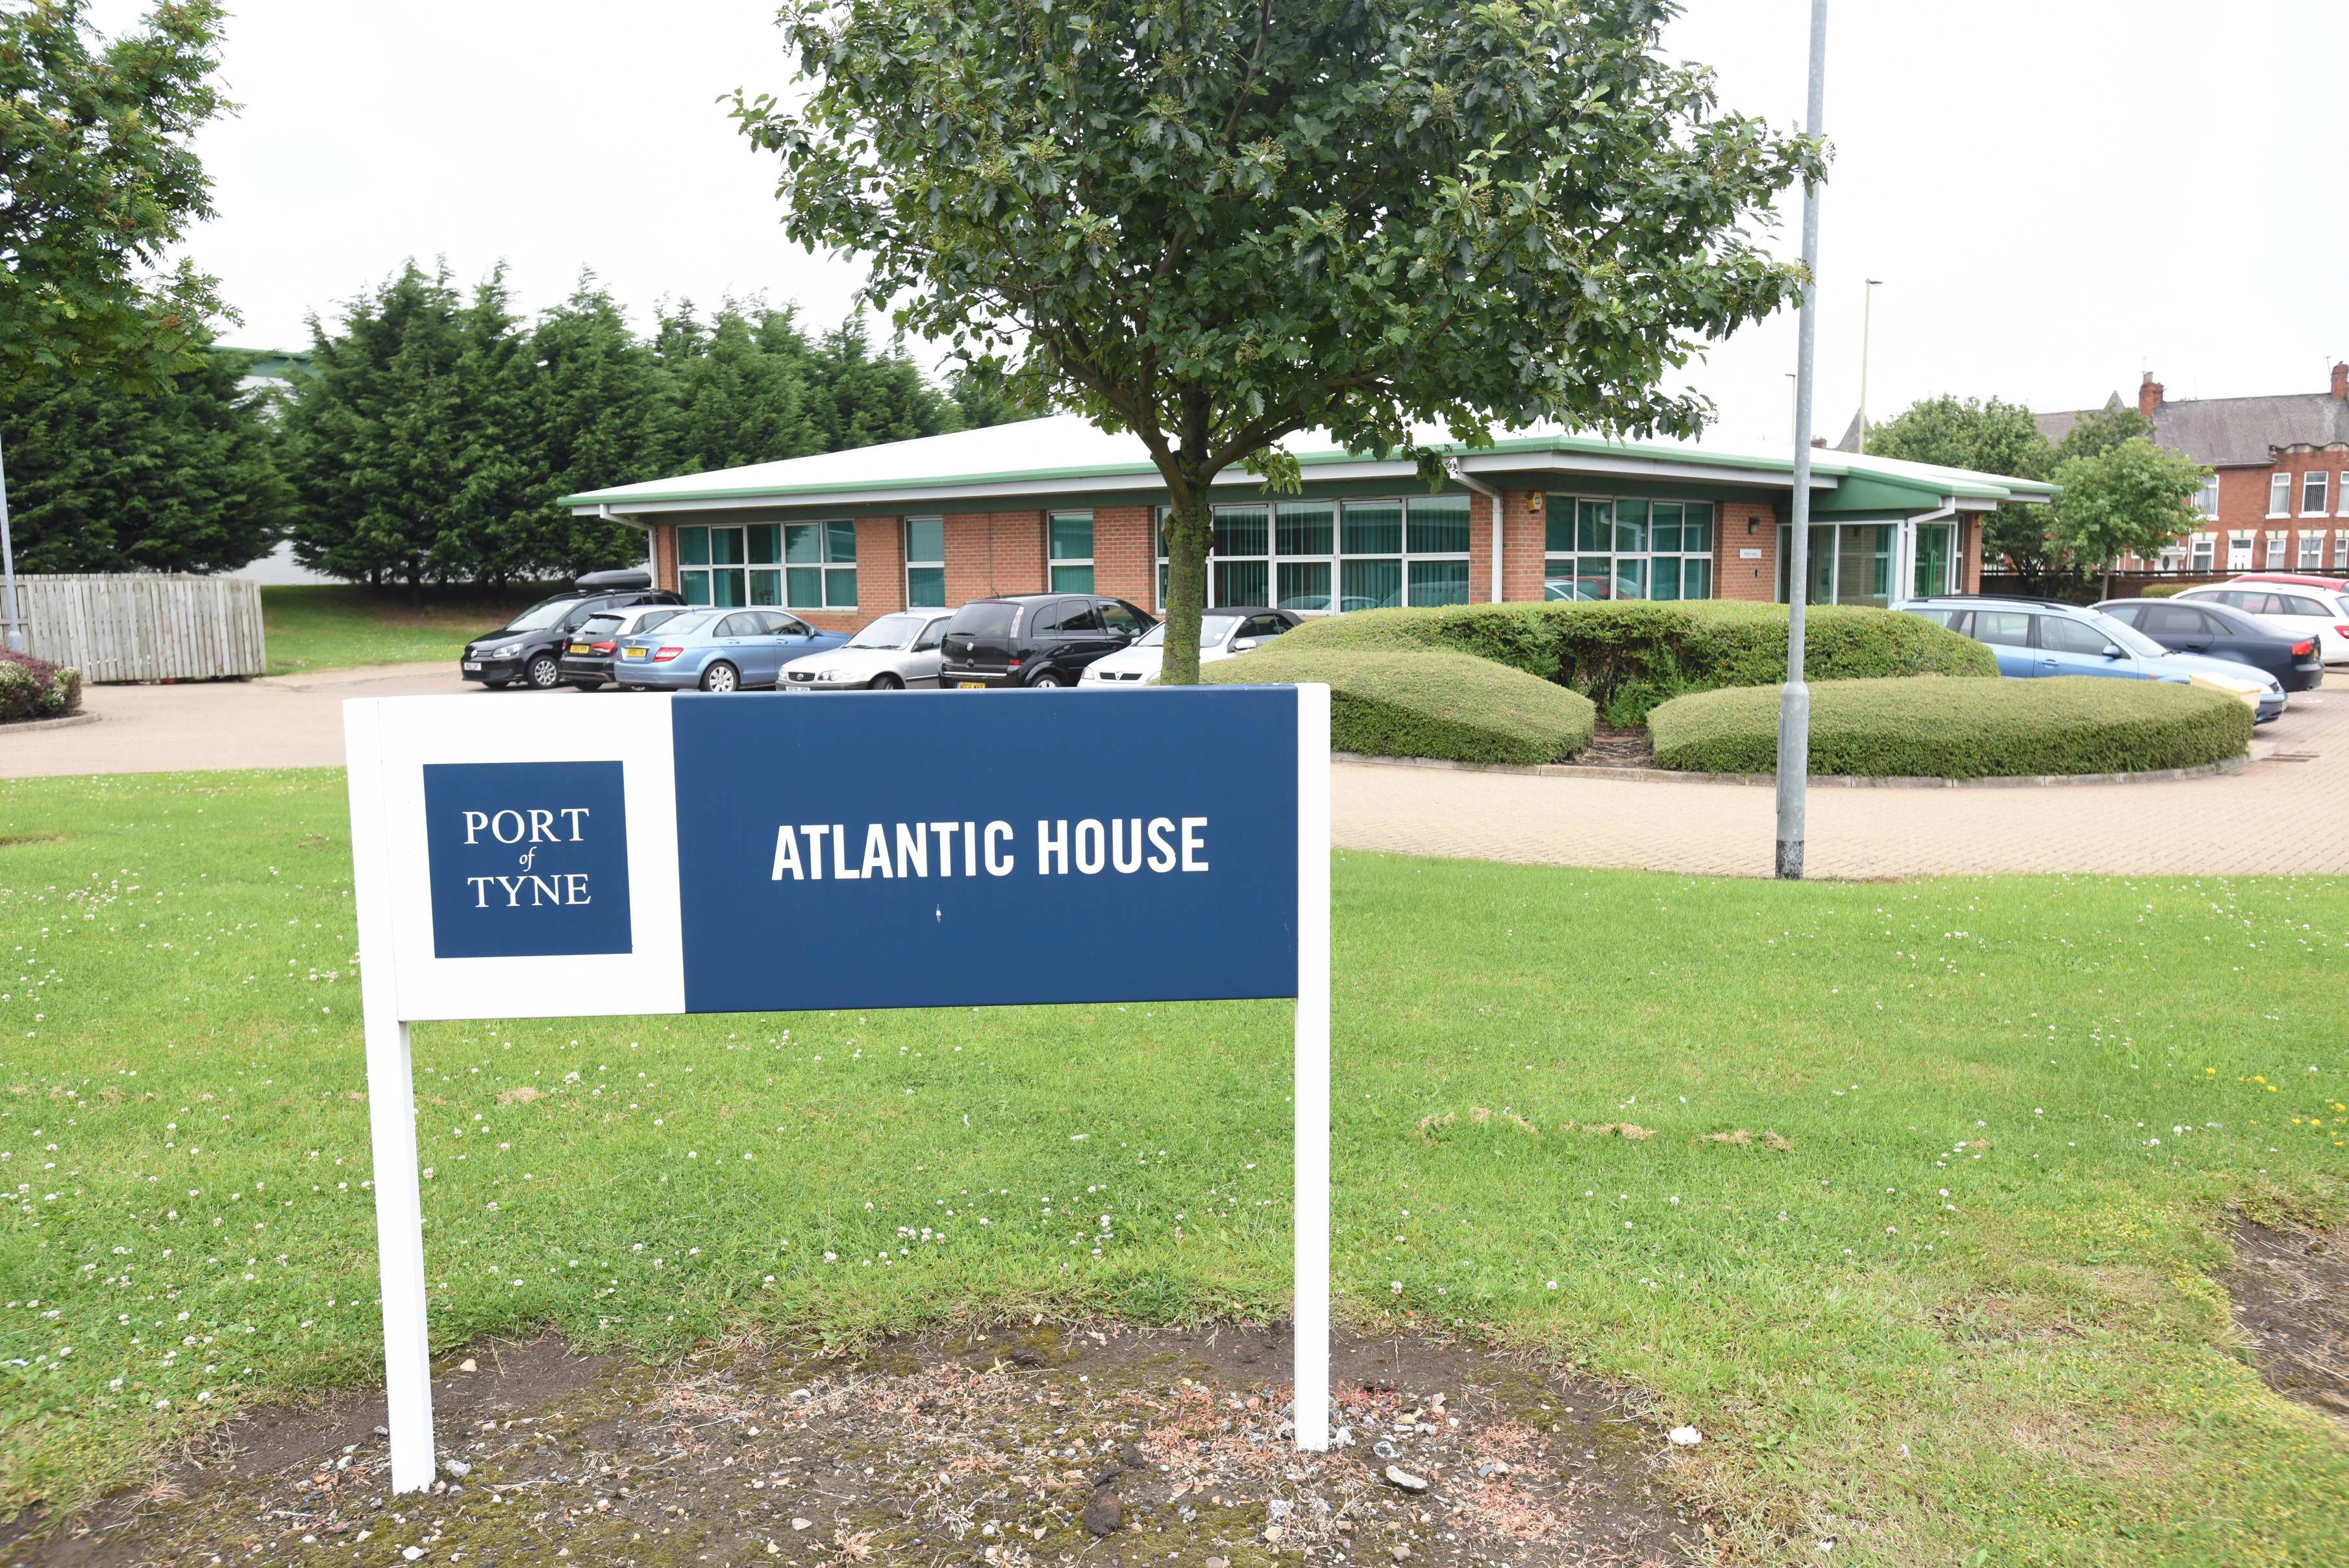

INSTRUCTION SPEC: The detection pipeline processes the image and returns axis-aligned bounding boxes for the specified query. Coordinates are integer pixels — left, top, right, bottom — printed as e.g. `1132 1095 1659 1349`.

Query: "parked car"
938 593 1156 688
556 604 691 690
612 608 849 692
2093 597 2325 693
1080 606 1302 684
1900 594 2286 722
2224 572 2349 594
2169 581 2349 664
460 570 682 690
778 610 954 690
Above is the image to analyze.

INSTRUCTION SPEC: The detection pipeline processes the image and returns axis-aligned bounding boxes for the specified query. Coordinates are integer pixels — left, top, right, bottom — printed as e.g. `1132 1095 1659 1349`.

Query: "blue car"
1901 594 2287 723
612 608 849 693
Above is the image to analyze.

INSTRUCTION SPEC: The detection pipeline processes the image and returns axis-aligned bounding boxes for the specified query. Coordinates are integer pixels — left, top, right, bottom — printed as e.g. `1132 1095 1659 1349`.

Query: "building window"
2264 530 2287 568
1049 512 1094 592
2189 533 2215 573
1152 494 1471 613
2192 475 2220 518
2269 473 2293 516
1913 522 1957 597
2305 471 2331 516
1774 521 1900 606
2300 531 2327 569
2336 530 2349 569
677 524 788 607
1545 497 1716 601
784 521 856 610
2339 474 2348 517
904 517 945 607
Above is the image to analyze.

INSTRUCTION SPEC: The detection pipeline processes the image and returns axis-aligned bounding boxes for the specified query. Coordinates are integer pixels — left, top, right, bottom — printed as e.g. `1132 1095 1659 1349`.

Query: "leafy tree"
1866 395 2058 583
2053 401 2154 464
0 0 228 386
734 0 1817 682
2048 438 2209 599
0 336 292 572
520 277 667 577
806 315 956 450
657 299 822 472
945 356 1052 430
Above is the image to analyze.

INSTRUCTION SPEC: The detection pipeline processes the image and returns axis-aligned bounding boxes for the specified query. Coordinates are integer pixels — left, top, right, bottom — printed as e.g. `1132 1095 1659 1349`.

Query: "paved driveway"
8 667 2345 879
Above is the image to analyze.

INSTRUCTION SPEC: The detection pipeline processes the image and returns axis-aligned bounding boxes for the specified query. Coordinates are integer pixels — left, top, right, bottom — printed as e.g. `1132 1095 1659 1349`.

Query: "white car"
1079 607 1302 685
778 610 954 690
2173 582 2349 664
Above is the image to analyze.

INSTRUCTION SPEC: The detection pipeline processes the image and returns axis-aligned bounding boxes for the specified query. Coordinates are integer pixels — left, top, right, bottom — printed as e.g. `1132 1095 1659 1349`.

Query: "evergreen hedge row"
1276 600 1996 724
1645 675 2252 778
1200 645 1595 765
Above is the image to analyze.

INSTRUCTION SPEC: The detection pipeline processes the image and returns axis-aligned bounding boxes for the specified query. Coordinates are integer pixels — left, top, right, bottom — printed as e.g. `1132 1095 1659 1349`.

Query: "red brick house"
2037 366 2349 577
560 416 2053 633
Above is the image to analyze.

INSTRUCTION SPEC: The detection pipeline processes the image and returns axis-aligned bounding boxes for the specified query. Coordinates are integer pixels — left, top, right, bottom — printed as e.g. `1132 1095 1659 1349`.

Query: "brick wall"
1961 516 1983 593
854 516 905 621
650 522 677 593
1713 501 1779 601
2204 457 2349 571
942 510 1047 603
1499 491 1548 603
1093 505 1158 608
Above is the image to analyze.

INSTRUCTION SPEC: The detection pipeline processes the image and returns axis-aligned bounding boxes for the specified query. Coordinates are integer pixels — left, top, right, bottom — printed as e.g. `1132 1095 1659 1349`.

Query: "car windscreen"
578 615 625 636
2085 610 2169 660
642 611 716 638
948 603 1017 638
503 595 583 632
847 613 925 649
1136 615 1240 648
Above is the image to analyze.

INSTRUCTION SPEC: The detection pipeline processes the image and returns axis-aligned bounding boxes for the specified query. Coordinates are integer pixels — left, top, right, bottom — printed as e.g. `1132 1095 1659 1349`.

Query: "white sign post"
345 686 1331 1491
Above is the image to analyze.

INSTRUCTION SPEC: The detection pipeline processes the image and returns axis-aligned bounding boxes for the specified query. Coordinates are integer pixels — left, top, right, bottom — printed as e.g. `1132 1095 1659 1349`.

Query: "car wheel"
869 672 904 690
700 662 740 694
1029 669 1069 690
526 654 562 690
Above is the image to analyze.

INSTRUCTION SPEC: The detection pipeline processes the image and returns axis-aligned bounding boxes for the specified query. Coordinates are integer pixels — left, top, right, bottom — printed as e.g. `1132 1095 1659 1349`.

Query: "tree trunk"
1158 486 1213 686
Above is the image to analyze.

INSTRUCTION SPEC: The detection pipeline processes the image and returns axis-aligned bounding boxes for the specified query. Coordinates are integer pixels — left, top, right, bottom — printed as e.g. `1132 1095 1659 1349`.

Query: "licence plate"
567 643 590 655
462 661 481 671
622 647 648 660
958 680 986 689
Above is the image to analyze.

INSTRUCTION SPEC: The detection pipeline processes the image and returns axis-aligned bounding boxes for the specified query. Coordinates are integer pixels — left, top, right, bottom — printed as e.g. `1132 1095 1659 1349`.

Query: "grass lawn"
259 586 558 676
2 770 2345 1565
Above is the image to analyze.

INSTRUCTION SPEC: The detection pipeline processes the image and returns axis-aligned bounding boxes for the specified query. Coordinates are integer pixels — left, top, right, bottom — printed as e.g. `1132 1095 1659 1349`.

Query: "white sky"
90 0 2349 454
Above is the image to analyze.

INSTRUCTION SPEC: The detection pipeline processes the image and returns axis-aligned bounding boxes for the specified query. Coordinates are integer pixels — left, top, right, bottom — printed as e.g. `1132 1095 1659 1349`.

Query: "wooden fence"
12 573 266 682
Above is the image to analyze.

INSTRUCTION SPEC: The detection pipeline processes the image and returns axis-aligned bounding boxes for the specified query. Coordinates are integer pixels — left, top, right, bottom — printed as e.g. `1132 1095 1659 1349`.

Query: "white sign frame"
344 689 1331 1492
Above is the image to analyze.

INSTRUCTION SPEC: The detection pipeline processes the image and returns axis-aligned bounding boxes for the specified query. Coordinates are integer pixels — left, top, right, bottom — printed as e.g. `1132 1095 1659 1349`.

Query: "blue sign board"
423 760 633 959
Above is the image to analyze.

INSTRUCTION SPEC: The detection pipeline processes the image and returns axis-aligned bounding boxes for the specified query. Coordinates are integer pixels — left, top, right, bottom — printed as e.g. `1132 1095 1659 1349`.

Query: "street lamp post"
0 430 24 654
1774 0 1828 882
1857 278 1882 454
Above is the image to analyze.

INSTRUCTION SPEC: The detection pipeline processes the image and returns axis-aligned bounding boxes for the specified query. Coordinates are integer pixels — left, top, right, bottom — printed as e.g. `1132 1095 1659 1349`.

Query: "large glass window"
904 517 945 607
2304 471 2331 516
677 524 779 607
1775 522 1900 605
782 521 856 610
1154 494 1467 613
1913 521 1956 598
1543 496 1715 601
1049 511 1094 592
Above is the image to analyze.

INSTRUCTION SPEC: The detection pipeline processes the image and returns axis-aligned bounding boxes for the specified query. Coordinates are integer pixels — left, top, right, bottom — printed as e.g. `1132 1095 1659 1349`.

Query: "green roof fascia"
560 431 2045 512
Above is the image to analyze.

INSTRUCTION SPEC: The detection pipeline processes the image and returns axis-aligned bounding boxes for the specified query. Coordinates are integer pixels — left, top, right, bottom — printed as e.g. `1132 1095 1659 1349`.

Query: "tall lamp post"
1856 278 1882 453
0 432 23 654
1774 0 1828 882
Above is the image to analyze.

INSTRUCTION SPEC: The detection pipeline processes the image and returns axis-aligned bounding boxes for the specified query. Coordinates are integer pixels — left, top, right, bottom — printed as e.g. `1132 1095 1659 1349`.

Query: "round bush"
0 649 82 723
1278 601 1995 725
1645 675 2254 778
1200 645 1595 765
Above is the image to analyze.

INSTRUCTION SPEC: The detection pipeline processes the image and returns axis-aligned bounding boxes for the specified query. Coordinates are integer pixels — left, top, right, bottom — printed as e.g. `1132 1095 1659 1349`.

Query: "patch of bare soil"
7 1325 1700 1568
1556 724 1653 770
2230 1219 2349 1423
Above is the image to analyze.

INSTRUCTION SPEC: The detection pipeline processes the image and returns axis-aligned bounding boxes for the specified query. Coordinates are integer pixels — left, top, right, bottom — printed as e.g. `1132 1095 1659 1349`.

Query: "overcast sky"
88 0 2349 454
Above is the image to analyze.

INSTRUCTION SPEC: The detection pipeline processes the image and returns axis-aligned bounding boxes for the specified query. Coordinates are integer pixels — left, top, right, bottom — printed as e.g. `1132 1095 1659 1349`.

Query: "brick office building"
2037 365 2349 577
561 416 2052 632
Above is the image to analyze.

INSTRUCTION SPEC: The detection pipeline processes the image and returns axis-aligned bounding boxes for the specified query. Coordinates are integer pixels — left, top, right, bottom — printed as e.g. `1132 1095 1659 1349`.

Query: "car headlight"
483 642 520 658
818 669 844 682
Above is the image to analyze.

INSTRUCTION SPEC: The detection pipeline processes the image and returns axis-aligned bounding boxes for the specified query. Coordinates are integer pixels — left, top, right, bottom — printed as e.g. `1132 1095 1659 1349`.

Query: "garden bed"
1202 644 1594 765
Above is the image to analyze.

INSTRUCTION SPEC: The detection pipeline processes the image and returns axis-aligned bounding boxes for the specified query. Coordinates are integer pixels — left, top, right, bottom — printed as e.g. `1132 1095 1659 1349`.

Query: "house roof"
560 412 2056 517
2038 391 2349 467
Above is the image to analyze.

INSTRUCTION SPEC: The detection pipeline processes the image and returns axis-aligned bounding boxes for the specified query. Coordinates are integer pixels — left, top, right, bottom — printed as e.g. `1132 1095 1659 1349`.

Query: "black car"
2094 597 2326 693
460 571 683 691
938 593 1156 688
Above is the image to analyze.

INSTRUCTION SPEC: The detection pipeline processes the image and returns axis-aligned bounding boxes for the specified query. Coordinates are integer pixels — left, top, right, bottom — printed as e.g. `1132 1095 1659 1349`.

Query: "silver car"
778 610 955 690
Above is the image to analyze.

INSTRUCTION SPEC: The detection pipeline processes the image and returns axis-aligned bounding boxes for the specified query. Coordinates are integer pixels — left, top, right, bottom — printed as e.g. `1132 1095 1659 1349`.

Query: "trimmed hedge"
0 650 81 723
1277 600 1995 725
1646 675 2253 778
1200 644 1595 765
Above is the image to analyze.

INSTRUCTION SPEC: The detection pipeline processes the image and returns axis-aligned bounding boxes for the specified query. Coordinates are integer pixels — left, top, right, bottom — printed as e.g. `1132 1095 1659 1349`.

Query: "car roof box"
575 567 652 591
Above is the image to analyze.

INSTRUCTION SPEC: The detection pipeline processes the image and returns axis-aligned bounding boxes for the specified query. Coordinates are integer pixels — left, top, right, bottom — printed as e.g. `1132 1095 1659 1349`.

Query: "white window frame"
2191 474 2220 519
2189 532 2215 573
1548 495 1719 604
2338 473 2349 517
2336 530 2349 569
2305 470 2331 517
1152 494 1477 614
782 521 857 612
2269 472 2294 517
2300 530 2328 570
2265 530 2289 568
903 516 945 608
677 523 788 608
1047 510 1095 593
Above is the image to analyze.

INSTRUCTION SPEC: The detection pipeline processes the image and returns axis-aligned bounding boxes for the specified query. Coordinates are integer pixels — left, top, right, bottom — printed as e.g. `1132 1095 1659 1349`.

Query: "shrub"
1278 601 1995 724
0 649 82 723
1645 675 2252 778
1200 644 1595 765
